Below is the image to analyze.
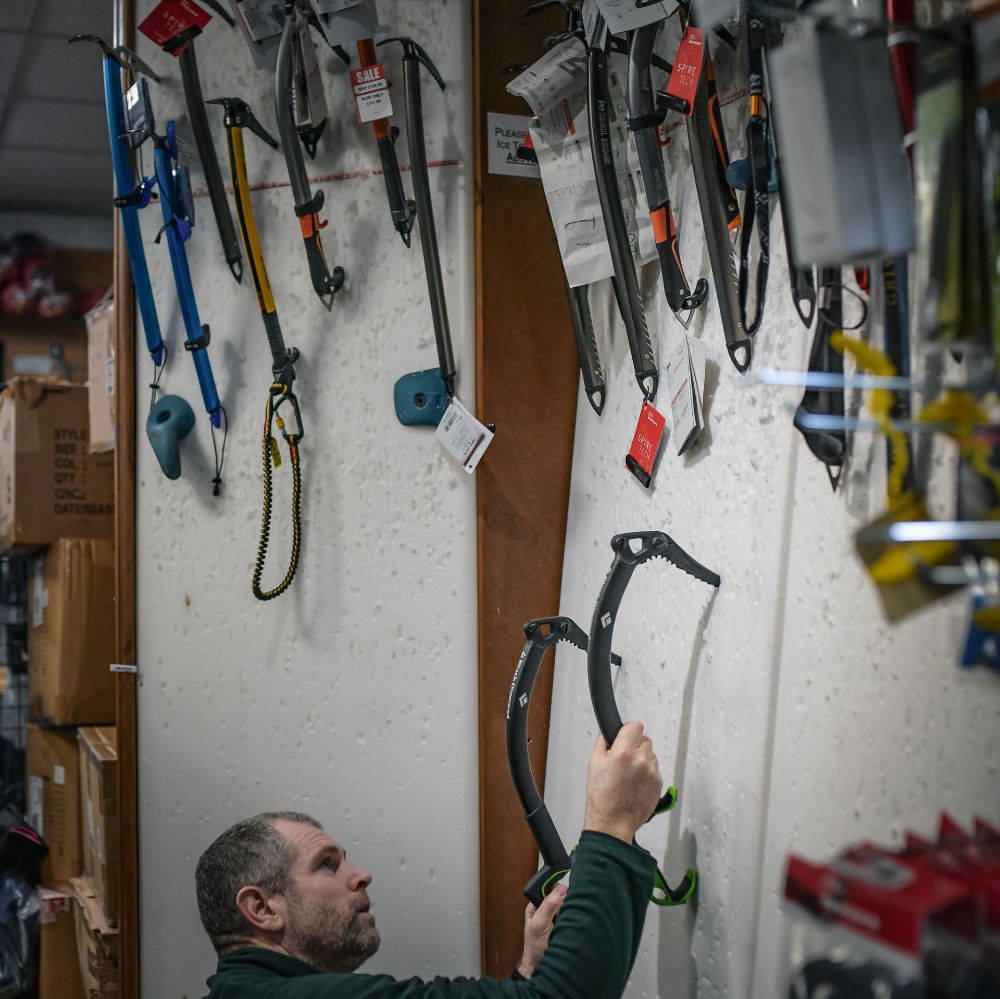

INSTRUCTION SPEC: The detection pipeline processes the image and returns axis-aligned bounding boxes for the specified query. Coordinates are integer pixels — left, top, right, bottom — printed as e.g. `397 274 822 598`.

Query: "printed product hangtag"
350 62 392 123
625 398 666 488
292 15 328 131
596 0 672 35
231 0 285 69
435 397 495 473
309 0 378 47
138 0 211 55
665 27 705 116
664 328 698 454
582 0 609 50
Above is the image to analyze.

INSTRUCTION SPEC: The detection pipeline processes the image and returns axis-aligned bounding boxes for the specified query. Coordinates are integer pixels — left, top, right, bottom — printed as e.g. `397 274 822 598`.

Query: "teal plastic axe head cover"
146 394 196 480
393 368 449 427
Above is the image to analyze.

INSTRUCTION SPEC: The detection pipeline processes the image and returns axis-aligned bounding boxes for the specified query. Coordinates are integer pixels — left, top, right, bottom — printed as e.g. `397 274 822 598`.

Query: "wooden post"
472 2 581 978
114 1 140 995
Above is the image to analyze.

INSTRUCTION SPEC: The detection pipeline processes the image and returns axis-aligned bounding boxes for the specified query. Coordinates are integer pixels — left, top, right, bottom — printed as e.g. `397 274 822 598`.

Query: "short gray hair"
195 811 321 953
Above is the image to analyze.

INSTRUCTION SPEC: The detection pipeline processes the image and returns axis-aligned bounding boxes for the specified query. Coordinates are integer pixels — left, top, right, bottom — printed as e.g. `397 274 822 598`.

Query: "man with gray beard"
196 722 663 997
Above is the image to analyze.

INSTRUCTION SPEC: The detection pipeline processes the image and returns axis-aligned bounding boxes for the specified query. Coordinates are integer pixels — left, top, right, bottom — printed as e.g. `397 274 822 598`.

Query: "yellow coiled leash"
253 385 303 601
210 96 306 600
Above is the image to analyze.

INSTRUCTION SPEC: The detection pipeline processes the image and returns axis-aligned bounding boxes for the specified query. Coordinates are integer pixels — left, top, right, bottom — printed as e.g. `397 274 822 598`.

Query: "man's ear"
235 886 287 935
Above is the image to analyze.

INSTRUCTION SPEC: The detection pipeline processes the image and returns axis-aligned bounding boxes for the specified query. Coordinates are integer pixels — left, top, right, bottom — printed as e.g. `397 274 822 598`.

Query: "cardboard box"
0 329 88 384
28 539 115 726
71 876 119 998
85 299 115 454
0 379 114 551
26 724 81 886
79 727 117 925
38 886 86 999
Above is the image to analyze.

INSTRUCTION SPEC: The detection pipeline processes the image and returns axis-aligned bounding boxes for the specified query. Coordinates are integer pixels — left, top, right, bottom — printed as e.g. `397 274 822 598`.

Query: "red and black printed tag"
625 399 666 488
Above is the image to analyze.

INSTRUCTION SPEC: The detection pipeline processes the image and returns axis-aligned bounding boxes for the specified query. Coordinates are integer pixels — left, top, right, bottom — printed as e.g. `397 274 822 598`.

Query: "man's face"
273 819 380 974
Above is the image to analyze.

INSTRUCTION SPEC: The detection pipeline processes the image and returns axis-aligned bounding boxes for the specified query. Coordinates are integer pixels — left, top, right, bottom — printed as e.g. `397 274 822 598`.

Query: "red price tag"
625 399 666 488
350 63 393 124
138 0 211 56
665 27 705 117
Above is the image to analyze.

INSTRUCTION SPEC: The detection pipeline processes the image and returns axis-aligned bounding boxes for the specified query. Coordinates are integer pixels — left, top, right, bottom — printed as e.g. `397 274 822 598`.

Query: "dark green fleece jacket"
203 831 656 999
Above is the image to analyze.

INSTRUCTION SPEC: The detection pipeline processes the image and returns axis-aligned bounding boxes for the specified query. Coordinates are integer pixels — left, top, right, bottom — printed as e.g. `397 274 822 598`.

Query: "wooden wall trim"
472 3 581 978
113 1 140 995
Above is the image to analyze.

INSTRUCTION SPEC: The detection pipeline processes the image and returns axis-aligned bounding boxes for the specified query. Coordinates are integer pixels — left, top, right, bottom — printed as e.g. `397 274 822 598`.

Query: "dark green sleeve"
269 831 655 999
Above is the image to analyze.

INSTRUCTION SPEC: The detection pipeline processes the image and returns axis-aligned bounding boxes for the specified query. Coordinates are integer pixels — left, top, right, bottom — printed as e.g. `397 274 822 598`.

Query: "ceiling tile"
18 35 99 102
0 2 36 32
4 98 108 154
35 0 112 39
0 33 28 94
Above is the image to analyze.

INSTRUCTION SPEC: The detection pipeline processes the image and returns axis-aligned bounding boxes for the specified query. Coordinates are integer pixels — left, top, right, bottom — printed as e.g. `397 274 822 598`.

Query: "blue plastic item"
393 368 450 426
153 122 223 427
146 394 196 480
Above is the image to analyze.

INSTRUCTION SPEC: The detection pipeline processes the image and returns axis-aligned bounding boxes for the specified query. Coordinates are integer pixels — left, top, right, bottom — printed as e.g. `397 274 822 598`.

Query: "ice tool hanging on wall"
70 37 164 371
137 0 244 280
626 21 708 330
793 269 849 491
510 1 611 415
588 531 720 906
144 105 227 494
72 35 198 480
210 97 304 599
275 2 346 309
356 37 415 246
660 4 750 371
735 8 771 339
379 37 459 422
506 617 622 906
587 29 658 400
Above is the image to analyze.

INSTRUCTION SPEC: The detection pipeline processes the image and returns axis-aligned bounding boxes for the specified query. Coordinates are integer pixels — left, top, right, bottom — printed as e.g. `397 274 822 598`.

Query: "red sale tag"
350 63 393 124
665 27 705 117
625 399 666 488
138 0 211 56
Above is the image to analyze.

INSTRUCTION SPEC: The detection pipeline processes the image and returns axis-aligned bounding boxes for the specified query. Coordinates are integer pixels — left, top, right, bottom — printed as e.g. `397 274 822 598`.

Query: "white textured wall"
541 44 1000 999
132 4 478 996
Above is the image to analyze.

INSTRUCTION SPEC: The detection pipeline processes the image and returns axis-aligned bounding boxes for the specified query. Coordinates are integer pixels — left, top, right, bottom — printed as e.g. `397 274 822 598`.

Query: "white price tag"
664 327 707 454
312 0 366 12
309 0 378 47
53 765 65 786
595 0 672 35
232 0 284 41
434 397 495 473
351 62 392 123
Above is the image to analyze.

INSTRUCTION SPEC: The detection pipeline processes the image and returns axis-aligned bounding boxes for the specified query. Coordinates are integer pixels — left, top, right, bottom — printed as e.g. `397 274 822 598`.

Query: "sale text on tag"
625 398 666 488
138 0 211 54
665 27 705 116
350 63 393 123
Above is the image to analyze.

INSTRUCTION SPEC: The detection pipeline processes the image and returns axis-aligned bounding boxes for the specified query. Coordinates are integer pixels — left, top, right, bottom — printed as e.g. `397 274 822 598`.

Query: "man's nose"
348 864 372 891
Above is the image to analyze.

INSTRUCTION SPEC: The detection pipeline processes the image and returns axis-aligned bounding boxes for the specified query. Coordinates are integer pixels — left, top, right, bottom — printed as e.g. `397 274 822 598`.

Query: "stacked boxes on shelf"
1 369 120 995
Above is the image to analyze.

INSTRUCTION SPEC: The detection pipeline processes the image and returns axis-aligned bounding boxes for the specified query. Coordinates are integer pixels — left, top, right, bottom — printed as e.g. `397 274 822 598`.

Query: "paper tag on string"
435 397 495 473
230 0 284 68
596 0 672 35
309 0 378 47
665 27 705 116
350 63 392 123
582 0 609 49
625 398 666 488
138 0 211 54
506 37 587 118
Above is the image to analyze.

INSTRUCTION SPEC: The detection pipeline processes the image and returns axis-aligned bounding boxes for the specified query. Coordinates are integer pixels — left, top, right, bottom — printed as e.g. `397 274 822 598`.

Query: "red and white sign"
625 399 666 488
664 27 705 117
350 63 393 124
138 0 211 55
